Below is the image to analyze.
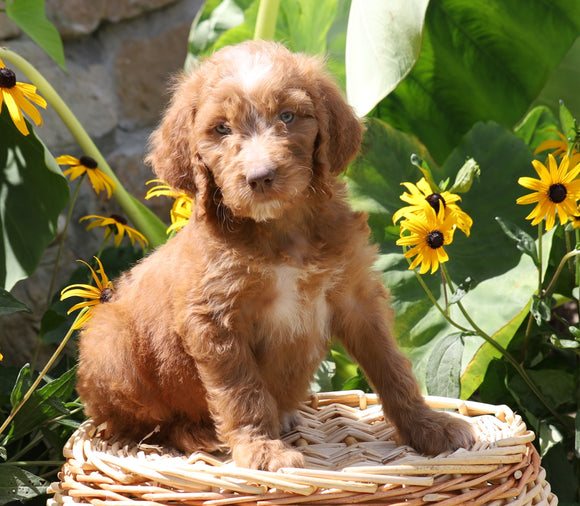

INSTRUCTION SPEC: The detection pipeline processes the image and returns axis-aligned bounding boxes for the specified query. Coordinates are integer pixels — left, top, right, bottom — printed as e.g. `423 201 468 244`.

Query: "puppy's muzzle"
247 167 276 192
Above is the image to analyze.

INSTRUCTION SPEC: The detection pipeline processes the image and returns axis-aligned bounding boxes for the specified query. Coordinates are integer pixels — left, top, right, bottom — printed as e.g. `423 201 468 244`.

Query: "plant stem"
0 48 166 248
435 264 570 427
543 249 580 298
254 0 280 40
1 461 64 467
0 308 87 438
537 221 543 294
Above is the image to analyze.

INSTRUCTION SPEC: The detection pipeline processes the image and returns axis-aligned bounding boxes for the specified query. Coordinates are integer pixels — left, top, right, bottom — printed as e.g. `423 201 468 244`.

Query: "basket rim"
48 391 558 506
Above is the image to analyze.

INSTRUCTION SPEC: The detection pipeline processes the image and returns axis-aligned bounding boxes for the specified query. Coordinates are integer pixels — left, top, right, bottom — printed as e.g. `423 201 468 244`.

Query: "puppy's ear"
313 73 363 176
145 73 204 197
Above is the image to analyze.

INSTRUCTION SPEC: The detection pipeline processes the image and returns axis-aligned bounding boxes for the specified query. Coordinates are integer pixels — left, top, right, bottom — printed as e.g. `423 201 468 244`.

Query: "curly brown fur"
77 40 475 471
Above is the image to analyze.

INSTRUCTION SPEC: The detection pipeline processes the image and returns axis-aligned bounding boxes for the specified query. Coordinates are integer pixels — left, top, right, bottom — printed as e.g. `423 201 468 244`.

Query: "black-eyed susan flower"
146 179 193 234
0 58 47 136
60 257 113 329
56 154 116 198
396 206 456 274
392 177 472 237
517 154 580 231
80 214 148 249
534 131 580 167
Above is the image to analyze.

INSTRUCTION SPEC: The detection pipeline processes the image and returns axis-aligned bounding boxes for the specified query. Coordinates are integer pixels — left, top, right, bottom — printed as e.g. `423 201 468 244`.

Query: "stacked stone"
0 0 202 364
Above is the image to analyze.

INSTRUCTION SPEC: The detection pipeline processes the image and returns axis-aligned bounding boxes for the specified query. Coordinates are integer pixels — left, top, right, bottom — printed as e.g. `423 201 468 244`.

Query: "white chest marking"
265 265 330 341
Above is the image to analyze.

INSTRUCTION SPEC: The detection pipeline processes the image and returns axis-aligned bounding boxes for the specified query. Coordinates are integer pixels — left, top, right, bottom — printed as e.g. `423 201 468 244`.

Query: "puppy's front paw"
232 439 305 471
398 409 476 456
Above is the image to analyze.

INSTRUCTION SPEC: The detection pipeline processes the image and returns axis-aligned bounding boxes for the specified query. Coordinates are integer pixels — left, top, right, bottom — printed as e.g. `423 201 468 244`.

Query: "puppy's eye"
280 112 295 124
215 124 231 135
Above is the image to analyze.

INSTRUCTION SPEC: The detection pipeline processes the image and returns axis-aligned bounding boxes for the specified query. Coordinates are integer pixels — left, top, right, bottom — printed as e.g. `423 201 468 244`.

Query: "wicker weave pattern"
47 392 557 505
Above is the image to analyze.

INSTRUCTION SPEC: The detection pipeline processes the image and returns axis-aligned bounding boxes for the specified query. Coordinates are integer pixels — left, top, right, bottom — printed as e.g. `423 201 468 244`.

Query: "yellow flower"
534 131 580 167
0 58 47 136
396 206 456 274
80 214 148 249
517 154 580 231
168 196 193 233
56 154 116 198
392 177 472 237
60 257 113 329
146 179 193 234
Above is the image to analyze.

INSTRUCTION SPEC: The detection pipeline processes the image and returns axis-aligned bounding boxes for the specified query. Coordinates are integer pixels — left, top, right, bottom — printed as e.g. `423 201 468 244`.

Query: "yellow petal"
56 155 81 165
3 90 29 135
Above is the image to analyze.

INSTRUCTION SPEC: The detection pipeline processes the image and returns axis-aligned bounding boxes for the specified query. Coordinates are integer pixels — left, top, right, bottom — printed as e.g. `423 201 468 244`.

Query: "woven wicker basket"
48 391 557 505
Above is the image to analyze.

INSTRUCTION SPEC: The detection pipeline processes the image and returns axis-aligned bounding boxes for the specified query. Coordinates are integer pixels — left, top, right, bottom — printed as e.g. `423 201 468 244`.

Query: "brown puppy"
77 40 475 471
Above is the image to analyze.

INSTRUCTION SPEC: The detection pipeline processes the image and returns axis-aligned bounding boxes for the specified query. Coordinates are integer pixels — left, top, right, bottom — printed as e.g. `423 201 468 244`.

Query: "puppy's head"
146 40 362 222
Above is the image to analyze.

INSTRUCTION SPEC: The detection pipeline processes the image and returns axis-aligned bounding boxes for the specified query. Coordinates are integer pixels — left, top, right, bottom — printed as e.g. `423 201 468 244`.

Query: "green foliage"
4 0 66 69
0 107 69 291
2 0 580 502
361 0 580 164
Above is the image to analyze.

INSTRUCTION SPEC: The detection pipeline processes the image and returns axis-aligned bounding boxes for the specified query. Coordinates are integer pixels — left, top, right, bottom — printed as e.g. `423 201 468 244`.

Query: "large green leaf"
345 0 429 116
3 366 77 444
0 289 30 317
0 108 70 291
4 0 66 70
370 0 580 164
347 118 546 394
0 466 47 505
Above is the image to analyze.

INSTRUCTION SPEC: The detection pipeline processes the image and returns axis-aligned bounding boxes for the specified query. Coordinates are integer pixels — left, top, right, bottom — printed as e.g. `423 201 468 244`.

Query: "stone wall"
0 0 203 365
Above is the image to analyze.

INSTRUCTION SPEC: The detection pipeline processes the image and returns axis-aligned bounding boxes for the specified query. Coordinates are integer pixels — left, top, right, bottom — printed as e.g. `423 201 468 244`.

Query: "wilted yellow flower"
60 257 113 329
397 205 456 274
393 177 472 237
80 214 148 249
0 58 47 136
56 154 116 198
517 154 580 231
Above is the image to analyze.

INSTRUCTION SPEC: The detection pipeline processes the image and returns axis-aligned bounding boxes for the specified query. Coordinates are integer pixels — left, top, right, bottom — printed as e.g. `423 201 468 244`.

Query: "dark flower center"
426 193 446 213
79 155 98 169
548 183 567 203
426 230 444 249
110 214 127 225
0 68 17 89
100 287 113 303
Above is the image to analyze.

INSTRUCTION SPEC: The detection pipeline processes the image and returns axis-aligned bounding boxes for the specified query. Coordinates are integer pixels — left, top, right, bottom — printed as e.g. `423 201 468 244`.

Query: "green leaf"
0 108 70 291
186 0 248 69
4 367 77 443
495 216 539 266
425 333 464 397
0 289 30 317
0 465 47 505
559 100 577 142
9 364 33 409
410 154 442 193
348 120 550 395
187 0 342 62
448 277 473 305
514 105 559 151
329 345 359 390
461 301 529 399
4 0 66 70
279 0 338 55
311 357 336 393
371 0 580 163
531 294 552 326
345 0 429 116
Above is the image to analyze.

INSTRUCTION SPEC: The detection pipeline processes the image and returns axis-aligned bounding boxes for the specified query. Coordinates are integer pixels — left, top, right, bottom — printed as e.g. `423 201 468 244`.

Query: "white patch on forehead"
228 49 274 92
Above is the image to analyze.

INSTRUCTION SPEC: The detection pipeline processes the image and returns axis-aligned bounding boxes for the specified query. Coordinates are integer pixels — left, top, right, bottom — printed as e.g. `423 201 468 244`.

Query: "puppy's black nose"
247 167 276 191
